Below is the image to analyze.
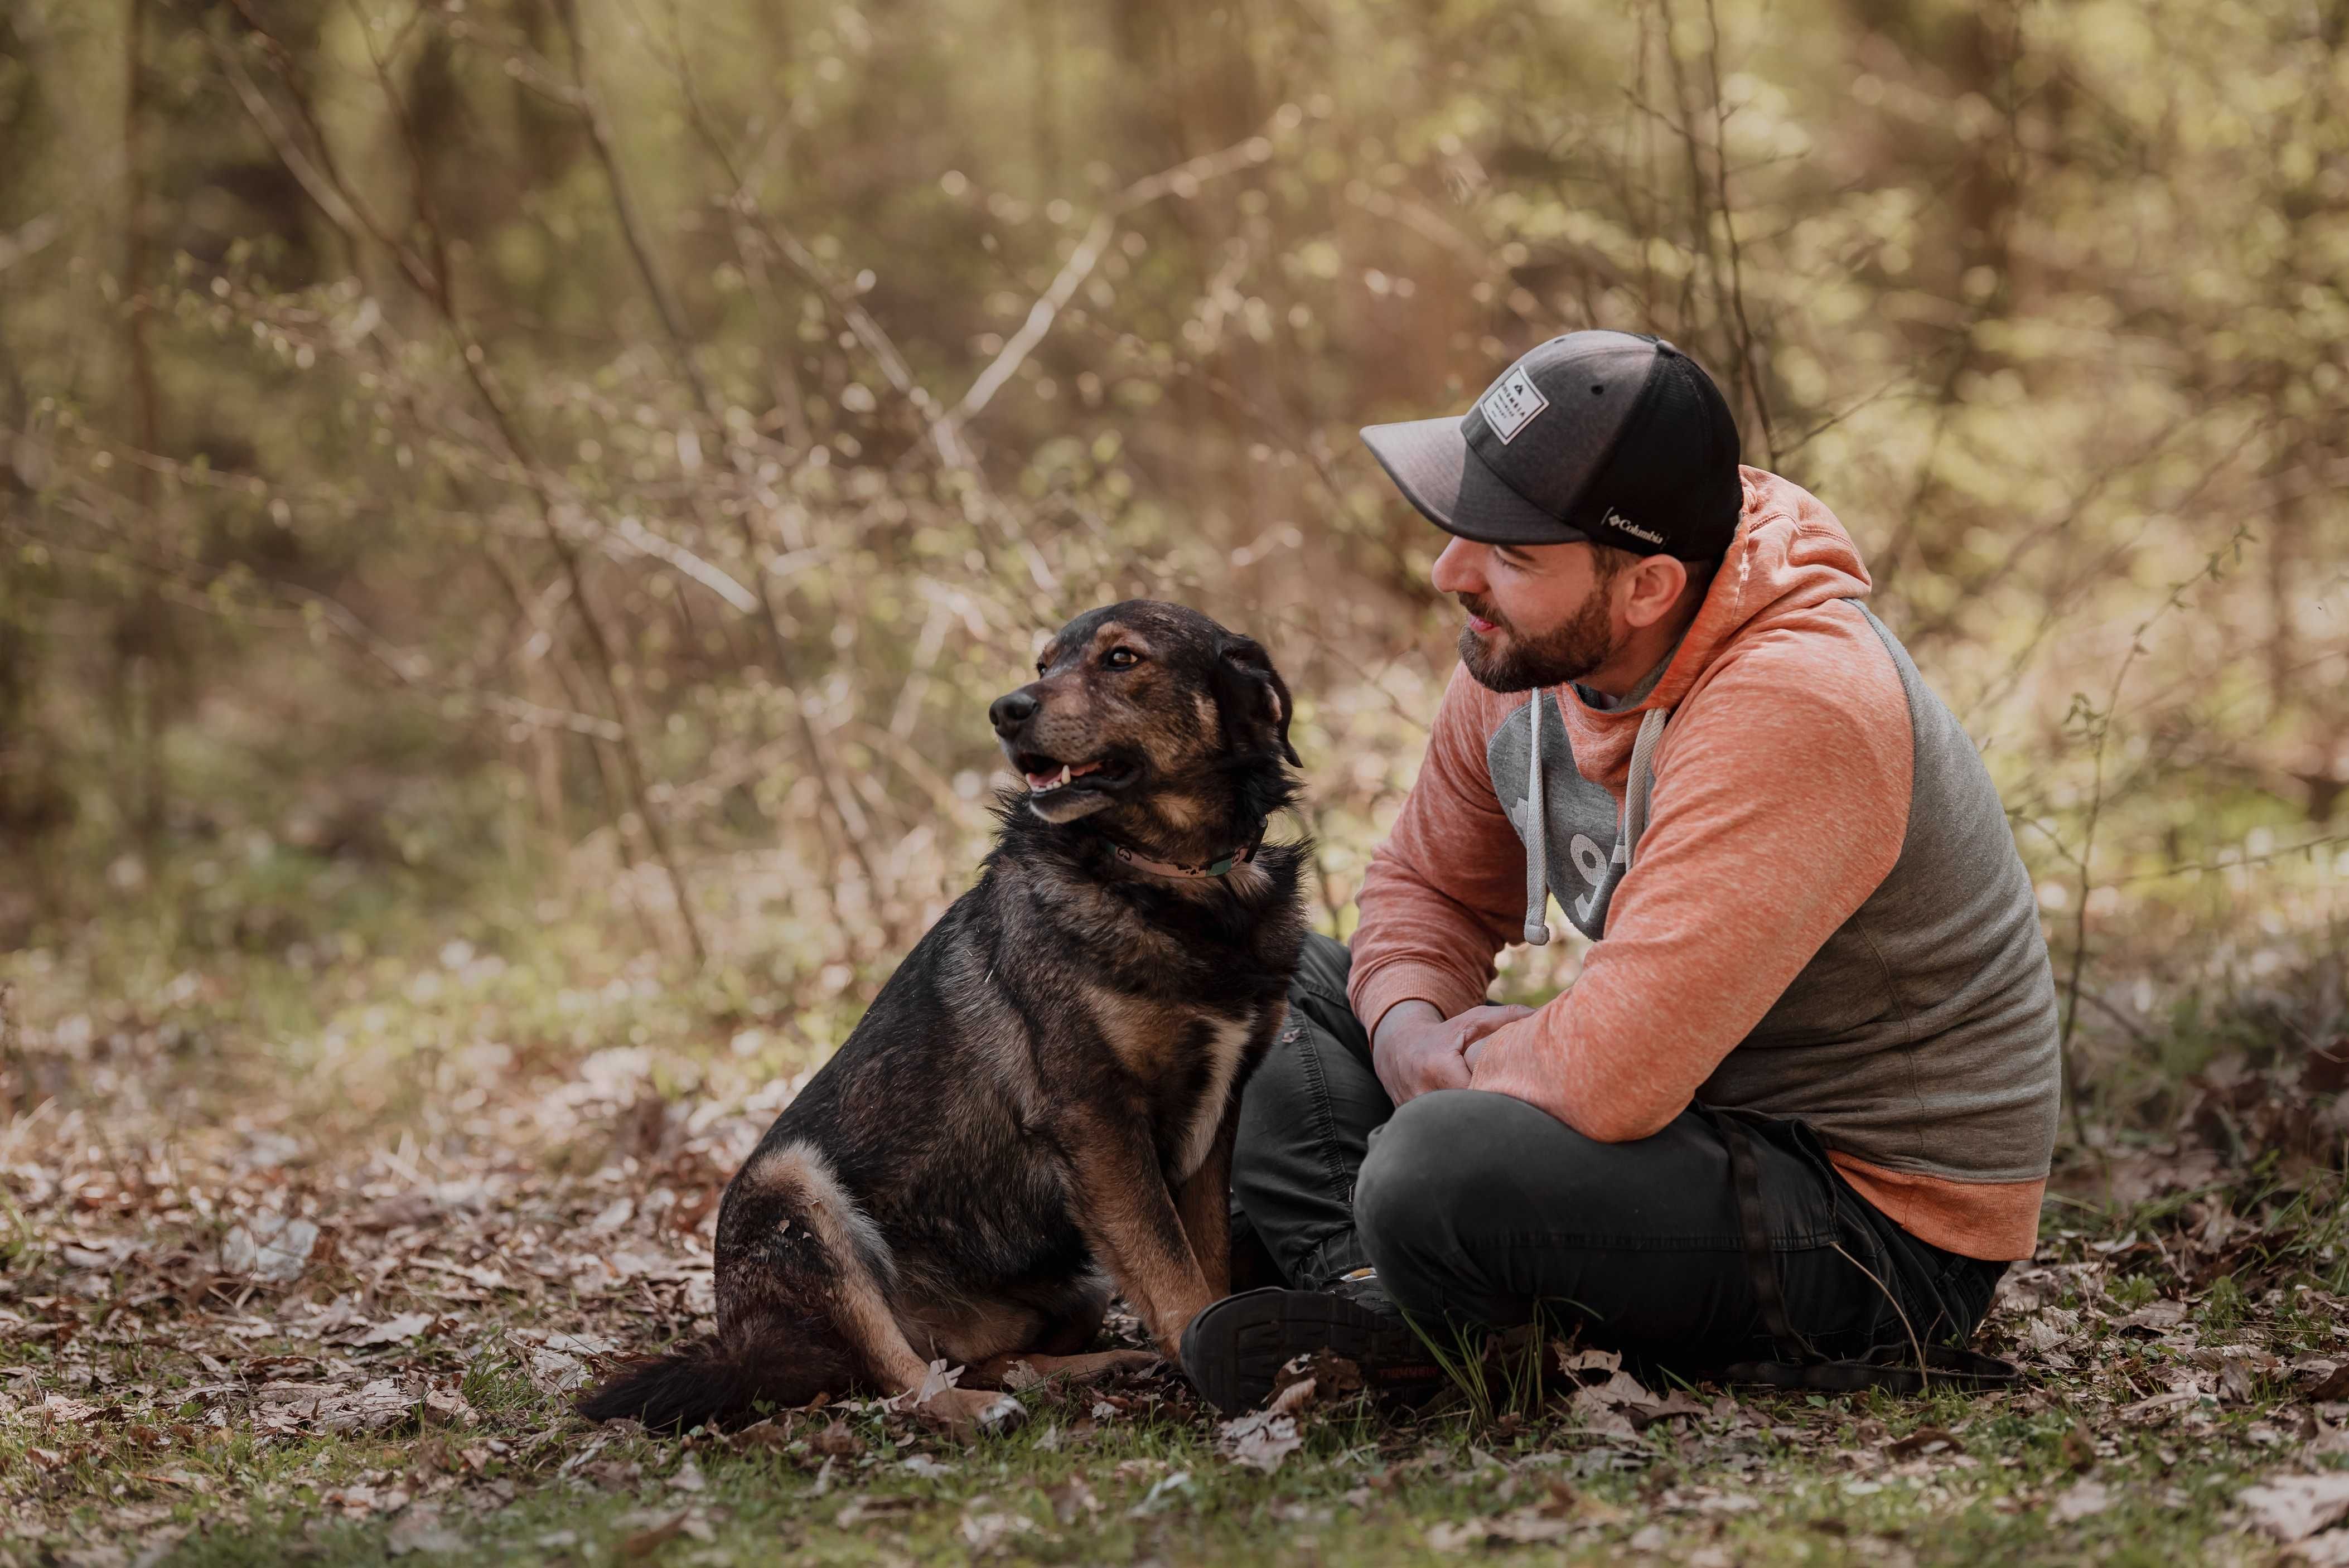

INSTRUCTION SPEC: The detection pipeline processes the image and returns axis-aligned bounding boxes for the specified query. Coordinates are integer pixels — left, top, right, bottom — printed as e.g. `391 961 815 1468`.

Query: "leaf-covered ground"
5 928 2348 1566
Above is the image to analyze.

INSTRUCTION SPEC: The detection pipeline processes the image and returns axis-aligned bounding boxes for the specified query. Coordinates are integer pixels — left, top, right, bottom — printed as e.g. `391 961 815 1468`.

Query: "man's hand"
1371 1000 1538 1106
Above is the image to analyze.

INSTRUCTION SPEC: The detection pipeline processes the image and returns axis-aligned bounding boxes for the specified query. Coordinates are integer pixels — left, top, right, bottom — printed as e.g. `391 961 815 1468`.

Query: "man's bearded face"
1455 555 1627 693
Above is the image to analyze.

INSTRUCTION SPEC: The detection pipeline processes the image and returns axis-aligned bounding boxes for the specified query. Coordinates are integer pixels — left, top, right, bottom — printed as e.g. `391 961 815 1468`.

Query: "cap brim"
1359 418 1593 546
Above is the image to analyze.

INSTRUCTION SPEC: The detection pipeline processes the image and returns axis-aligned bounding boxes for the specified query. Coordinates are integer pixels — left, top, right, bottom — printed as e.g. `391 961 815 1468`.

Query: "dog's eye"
1035 660 1049 676
1104 647 1140 670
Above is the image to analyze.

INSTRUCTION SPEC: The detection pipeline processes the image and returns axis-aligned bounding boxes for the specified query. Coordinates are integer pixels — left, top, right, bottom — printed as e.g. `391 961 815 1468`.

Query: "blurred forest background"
1 0 2346 1139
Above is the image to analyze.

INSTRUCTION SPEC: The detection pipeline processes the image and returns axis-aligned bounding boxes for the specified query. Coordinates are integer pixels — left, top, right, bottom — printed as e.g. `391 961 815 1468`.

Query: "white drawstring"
1621 706 1668 874
1523 698 1670 947
1522 691 1552 945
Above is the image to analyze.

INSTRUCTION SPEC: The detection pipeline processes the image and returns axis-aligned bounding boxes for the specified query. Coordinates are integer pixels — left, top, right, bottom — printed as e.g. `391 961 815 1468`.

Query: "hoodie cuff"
1347 961 1487 1041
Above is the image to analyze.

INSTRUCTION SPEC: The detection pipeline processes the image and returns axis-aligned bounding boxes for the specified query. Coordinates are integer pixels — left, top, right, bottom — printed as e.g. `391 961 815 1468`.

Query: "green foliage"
0 0 2343 1102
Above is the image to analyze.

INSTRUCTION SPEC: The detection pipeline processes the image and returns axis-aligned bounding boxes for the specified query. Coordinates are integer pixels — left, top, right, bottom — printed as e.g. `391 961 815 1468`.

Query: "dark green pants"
1231 933 2005 1364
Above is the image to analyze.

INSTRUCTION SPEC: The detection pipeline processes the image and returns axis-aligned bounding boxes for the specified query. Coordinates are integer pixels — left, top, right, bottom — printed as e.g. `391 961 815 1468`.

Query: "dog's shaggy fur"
578 601 1309 1431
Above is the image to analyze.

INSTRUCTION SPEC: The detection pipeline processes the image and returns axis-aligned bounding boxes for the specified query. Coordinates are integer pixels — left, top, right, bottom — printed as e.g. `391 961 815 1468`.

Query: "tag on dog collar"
1112 841 1255 878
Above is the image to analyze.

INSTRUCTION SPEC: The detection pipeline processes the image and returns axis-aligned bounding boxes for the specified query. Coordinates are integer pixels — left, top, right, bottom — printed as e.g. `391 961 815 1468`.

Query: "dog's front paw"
916 1385 1027 1440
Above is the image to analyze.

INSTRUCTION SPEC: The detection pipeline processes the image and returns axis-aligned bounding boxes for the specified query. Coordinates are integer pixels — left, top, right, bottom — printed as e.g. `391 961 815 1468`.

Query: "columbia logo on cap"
1604 509 1664 545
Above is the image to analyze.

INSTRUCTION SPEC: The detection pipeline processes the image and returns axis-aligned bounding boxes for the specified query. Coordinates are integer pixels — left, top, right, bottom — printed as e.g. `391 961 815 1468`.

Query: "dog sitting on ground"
578 601 1309 1432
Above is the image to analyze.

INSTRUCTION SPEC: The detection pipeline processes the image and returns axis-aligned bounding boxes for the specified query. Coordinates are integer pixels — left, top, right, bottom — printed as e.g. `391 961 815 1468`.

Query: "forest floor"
4 904 2348 1566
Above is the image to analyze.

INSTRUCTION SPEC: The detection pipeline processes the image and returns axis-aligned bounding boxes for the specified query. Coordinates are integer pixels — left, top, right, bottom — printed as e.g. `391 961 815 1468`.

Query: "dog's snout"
990 687 1041 737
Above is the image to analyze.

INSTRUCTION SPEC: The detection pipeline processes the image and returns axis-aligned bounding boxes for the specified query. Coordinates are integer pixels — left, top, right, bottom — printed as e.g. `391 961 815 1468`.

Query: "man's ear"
1213 634 1301 767
1622 554 1691 630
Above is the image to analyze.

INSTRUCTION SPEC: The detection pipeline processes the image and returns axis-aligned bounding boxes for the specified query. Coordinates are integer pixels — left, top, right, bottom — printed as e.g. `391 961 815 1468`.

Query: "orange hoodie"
1348 468 2062 1261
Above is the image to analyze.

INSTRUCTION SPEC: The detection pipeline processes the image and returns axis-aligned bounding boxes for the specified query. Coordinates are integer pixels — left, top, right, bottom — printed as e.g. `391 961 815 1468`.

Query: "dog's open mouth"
1016 753 1136 797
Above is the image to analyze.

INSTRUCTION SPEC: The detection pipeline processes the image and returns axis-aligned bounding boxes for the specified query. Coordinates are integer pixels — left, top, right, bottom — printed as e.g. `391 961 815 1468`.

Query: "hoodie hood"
1553 467 1874 798
1509 468 1873 945
1623 466 1873 714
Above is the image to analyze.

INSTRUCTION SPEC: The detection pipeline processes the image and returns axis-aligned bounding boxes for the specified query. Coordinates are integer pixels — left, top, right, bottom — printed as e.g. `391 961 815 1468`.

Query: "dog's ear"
1214 633 1301 767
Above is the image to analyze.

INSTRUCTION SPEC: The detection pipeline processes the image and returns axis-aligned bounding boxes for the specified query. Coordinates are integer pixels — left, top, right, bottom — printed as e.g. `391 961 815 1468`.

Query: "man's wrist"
1370 999 1446 1058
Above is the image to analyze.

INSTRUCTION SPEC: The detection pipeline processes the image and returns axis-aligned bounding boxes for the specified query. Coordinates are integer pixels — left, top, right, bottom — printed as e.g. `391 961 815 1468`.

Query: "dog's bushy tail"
576 1314 863 1431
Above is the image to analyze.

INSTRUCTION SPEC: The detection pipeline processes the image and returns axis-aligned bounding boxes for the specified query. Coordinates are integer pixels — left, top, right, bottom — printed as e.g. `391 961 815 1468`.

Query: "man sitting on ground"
1180 330 2060 1412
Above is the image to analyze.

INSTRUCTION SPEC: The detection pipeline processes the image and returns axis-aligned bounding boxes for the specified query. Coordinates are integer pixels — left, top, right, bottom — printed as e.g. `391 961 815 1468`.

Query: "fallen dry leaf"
616 1509 692 1559
1046 1475 1099 1525
958 1508 1037 1552
2051 1475 2111 1523
1555 1346 1621 1377
2240 1473 2349 1542
1887 1425 1964 1460
807 1419 865 1459
1267 1376 1318 1415
2294 1534 2349 1567
1565 1385 1640 1440
258 1378 414 1436
1270 1349 1362 1410
1425 1518 1487 1552
218 1213 319 1283
1217 1410 1303 1474
344 1313 436 1348
320 1481 412 1518
2115 1299 2191 1337
384 1508 465 1557
1427 1509 1578 1552
419 1388 475 1427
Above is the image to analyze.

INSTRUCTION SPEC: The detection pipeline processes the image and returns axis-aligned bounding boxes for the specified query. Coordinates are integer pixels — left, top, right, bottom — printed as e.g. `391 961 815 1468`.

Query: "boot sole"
1180 1286 1447 1416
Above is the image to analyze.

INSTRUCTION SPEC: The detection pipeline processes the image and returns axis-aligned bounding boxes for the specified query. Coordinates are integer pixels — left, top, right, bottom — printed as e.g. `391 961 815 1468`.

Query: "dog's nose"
989 688 1040 737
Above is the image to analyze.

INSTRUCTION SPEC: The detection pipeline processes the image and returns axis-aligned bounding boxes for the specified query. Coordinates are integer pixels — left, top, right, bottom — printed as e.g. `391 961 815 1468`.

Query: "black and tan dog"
578 601 1308 1432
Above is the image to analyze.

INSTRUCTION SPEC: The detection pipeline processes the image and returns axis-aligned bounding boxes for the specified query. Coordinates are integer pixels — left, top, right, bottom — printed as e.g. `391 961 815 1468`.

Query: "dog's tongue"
1027 760 1104 791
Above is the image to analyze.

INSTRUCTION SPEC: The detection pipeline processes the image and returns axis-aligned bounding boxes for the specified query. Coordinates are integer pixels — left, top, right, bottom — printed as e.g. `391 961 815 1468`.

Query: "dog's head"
988 601 1299 851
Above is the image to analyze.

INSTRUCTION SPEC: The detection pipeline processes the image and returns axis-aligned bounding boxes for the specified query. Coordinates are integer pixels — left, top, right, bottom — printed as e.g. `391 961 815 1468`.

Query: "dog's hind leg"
961 1279 1156 1386
733 1142 1021 1434
583 1138 1018 1433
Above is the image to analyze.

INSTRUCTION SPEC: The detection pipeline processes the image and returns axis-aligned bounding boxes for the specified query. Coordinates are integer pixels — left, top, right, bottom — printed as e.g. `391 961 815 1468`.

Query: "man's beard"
1456 586 1621 693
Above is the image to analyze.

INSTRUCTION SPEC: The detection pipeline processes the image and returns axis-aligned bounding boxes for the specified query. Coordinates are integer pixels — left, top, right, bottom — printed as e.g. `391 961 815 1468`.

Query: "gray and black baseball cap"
1360 330 1743 561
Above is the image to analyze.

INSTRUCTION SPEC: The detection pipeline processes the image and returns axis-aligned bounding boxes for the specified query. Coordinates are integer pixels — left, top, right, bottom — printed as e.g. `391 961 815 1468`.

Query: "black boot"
1180 1268 1447 1416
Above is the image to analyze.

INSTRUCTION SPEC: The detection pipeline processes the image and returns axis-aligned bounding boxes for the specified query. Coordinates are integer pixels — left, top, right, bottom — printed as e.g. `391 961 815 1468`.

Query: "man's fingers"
1453 1004 1537 1046
1408 1047 1471 1102
1418 1060 1470 1102
1379 1031 1472 1106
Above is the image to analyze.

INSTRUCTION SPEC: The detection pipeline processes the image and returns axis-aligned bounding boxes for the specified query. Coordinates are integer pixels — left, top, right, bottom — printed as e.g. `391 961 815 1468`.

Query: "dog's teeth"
1058 765 1071 786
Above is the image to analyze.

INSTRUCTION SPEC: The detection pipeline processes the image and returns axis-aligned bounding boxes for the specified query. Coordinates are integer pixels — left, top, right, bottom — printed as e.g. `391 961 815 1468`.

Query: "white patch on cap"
1604 508 1664 545
1480 365 1549 444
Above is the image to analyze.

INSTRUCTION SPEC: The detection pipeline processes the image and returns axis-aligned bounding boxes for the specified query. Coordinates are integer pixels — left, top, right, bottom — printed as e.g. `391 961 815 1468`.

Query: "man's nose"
1429 535 1483 596
989 687 1041 737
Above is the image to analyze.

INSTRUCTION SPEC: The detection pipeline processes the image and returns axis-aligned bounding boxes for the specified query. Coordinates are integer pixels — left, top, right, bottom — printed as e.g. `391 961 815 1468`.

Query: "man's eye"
1105 647 1140 670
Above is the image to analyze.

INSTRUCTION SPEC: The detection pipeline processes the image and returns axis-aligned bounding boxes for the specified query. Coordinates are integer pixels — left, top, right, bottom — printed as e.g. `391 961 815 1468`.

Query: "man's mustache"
1458 594 1512 633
